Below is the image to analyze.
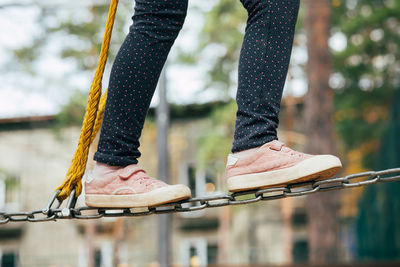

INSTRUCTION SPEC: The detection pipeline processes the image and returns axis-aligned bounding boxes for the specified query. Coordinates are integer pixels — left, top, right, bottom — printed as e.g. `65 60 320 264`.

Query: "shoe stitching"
118 166 147 179
112 186 137 195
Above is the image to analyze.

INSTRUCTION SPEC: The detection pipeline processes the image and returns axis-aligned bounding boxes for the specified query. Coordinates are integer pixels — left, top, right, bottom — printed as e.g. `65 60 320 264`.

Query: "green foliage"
0 169 18 188
196 101 237 168
6 2 135 131
10 3 132 74
356 89 400 260
332 0 400 168
54 90 87 127
331 0 400 261
178 0 246 94
357 182 400 260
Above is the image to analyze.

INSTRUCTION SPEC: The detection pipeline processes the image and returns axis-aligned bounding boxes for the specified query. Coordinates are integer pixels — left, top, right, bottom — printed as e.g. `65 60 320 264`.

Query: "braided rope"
56 1 118 200
91 90 108 145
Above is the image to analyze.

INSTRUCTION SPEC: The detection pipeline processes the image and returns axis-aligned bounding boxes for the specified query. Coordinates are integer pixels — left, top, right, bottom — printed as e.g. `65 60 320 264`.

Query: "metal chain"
1 168 399 224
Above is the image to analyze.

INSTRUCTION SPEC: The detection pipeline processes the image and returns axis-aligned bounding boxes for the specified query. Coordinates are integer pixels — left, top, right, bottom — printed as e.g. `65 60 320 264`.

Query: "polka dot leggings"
94 0 300 166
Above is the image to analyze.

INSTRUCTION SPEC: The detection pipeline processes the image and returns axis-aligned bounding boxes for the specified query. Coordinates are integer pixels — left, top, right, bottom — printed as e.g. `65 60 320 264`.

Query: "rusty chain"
1 168 399 224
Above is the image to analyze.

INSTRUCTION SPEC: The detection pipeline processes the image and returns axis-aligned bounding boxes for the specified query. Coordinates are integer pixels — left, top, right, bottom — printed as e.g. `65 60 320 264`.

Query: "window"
180 238 211 267
207 244 218 265
0 171 20 211
0 251 19 267
292 239 309 263
94 248 102 267
291 208 308 228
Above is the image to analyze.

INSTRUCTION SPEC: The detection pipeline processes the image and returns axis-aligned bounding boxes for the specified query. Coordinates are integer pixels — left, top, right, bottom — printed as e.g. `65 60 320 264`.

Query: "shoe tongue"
118 165 146 180
268 140 285 151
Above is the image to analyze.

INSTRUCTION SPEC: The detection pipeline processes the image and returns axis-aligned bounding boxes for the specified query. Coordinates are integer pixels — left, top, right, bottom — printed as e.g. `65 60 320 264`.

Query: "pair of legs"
94 0 300 165
85 0 342 208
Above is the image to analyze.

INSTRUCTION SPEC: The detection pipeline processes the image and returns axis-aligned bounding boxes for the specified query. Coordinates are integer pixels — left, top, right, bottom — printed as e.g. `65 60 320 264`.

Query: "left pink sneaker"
225 140 342 192
85 163 191 208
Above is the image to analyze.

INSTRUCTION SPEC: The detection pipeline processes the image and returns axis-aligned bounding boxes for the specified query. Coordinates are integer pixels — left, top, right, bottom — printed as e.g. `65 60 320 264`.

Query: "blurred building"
0 101 317 267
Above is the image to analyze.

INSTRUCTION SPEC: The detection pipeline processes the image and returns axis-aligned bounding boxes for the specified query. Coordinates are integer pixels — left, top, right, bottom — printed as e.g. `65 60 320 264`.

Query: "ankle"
233 146 261 158
92 161 130 180
232 139 281 158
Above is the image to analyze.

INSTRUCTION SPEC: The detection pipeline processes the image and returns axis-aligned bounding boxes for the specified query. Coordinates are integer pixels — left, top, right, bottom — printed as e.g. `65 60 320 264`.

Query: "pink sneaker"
226 140 342 192
85 163 191 208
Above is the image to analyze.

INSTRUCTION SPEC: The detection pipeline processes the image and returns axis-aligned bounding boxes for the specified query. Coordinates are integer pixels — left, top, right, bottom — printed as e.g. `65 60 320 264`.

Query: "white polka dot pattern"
95 0 300 166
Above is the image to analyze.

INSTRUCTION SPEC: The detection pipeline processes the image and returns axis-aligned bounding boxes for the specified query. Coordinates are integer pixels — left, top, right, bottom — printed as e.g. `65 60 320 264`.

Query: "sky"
0 0 346 119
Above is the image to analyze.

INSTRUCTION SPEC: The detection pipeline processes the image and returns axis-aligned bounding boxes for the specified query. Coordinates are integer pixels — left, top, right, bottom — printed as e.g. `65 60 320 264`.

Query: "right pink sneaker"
225 140 342 192
85 163 191 208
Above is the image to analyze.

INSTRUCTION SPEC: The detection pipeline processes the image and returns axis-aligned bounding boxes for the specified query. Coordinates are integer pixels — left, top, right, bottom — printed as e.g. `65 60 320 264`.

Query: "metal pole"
157 63 170 267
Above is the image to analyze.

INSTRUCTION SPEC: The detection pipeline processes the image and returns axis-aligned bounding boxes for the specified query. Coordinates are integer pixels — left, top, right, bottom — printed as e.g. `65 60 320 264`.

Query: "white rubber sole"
227 155 342 192
85 184 192 208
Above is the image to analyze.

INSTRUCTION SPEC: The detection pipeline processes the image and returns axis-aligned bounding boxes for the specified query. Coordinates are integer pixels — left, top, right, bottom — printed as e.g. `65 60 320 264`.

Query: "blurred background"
0 0 399 266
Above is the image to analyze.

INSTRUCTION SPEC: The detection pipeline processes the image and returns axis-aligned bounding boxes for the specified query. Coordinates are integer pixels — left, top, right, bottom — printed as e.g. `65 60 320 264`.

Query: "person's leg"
226 0 342 192
86 0 191 208
94 0 188 166
232 0 300 153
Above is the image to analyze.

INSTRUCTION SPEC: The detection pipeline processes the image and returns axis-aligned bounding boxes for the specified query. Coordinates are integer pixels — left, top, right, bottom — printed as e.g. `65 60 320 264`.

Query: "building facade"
0 111 309 267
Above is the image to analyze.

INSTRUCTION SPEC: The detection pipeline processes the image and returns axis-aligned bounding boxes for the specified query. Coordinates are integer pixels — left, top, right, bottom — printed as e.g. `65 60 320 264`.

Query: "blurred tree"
54 90 87 127
330 0 400 261
332 0 400 168
5 2 132 94
303 0 340 263
356 88 400 260
196 100 236 170
177 0 246 96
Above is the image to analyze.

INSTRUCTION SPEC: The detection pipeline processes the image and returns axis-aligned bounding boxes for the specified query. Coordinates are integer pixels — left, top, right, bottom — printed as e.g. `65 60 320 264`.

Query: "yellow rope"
56 0 118 200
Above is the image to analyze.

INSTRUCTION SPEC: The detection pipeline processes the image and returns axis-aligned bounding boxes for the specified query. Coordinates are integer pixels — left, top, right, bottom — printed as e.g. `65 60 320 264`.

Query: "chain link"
1 168 399 224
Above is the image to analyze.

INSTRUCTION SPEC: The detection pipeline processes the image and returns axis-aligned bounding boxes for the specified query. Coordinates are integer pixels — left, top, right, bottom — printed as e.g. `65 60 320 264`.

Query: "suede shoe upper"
85 165 167 195
225 140 312 179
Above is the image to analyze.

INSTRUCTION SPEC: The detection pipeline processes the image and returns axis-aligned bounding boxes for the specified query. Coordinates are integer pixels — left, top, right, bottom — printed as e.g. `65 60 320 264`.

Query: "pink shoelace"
118 166 166 189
